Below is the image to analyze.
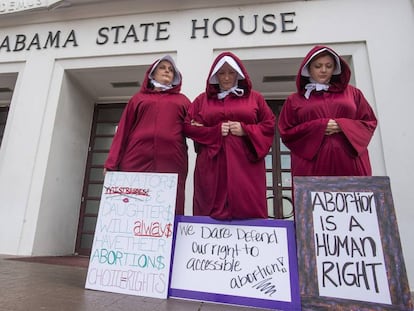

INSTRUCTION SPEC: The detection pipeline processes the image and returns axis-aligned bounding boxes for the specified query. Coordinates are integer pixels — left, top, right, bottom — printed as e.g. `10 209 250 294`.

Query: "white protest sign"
312 191 391 304
169 216 301 310
85 171 177 299
294 176 413 311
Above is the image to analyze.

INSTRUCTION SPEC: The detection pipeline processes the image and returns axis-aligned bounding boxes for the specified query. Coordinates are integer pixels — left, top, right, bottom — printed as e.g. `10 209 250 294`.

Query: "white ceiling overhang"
0 0 69 15
0 0 299 17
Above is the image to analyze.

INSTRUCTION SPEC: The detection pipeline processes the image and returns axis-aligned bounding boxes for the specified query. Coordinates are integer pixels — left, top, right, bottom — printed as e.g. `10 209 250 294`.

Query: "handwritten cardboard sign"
169 216 301 310
294 176 413 311
85 171 177 299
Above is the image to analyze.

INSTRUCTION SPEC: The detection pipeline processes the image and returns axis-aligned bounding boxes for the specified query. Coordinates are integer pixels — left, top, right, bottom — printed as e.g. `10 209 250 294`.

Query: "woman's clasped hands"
221 121 245 136
325 119 341 135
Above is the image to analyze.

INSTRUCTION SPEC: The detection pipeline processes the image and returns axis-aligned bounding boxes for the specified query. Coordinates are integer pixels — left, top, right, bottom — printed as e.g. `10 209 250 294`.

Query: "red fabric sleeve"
278 96 329 161
335 88 377 156
242 93 275 161
183 96 223 158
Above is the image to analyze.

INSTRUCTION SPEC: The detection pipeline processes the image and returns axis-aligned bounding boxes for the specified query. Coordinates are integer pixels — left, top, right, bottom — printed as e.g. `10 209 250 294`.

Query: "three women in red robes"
184 52 275 220
278 45 377 177
105 46 377 219
104 55 191 215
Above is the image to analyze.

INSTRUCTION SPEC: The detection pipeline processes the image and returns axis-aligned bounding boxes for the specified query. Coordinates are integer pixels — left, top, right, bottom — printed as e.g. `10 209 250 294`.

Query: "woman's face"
309 54 336 84
152 60 175 85
216 62 238 91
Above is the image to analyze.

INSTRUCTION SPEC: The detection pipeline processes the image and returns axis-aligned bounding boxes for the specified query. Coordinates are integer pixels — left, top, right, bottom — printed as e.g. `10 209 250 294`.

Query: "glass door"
75 103 126 256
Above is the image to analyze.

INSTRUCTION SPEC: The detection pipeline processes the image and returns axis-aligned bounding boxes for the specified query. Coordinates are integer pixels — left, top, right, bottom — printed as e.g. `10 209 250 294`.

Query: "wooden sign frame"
294 176 412 311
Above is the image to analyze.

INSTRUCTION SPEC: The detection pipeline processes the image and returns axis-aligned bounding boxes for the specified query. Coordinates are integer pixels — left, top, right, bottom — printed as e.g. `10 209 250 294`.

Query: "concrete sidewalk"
1 255 412 311
0 255 273 311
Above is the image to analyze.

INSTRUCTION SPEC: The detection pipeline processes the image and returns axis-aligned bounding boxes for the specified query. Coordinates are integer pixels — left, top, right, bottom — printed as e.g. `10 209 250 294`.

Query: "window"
0 106 9 147
266 100 293 219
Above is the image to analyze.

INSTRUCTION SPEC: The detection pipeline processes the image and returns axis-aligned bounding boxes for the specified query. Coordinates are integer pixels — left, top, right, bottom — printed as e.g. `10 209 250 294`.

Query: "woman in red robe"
184 52 275 220
104 55 191 215
278 45 377 177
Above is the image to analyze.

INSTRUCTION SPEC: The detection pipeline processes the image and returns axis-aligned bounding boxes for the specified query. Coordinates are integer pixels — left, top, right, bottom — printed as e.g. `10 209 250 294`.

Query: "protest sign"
294 176 413 311
169 216 301 310
85 171 177 299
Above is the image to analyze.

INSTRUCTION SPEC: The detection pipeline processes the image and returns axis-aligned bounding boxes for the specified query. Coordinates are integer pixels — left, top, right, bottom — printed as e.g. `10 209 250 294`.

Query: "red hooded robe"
184 52 275 220
278 45 377 177
105 56 190 215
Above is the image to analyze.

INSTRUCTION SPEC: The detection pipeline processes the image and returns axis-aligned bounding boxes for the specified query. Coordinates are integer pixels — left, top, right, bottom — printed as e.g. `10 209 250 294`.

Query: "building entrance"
75 100 293 256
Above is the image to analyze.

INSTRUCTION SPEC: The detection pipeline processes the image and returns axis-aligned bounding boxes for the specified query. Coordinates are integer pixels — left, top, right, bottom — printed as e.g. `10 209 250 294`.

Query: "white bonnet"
149 55 181 85
301 48 341 77
209 56 245 84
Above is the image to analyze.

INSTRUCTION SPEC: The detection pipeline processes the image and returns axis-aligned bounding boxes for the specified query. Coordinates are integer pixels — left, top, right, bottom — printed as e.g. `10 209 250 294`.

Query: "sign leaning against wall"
294 176 413 311
85 171 178 299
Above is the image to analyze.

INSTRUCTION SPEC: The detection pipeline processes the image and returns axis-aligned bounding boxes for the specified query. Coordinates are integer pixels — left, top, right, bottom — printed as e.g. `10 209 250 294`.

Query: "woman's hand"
228 121 245 136
325 119 341 135
191 119 204 127
221 122 230 136
221 121 245 136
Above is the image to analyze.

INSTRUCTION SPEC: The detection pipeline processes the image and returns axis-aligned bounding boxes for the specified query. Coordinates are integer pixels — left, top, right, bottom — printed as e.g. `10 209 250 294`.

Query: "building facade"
0 0 413 290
